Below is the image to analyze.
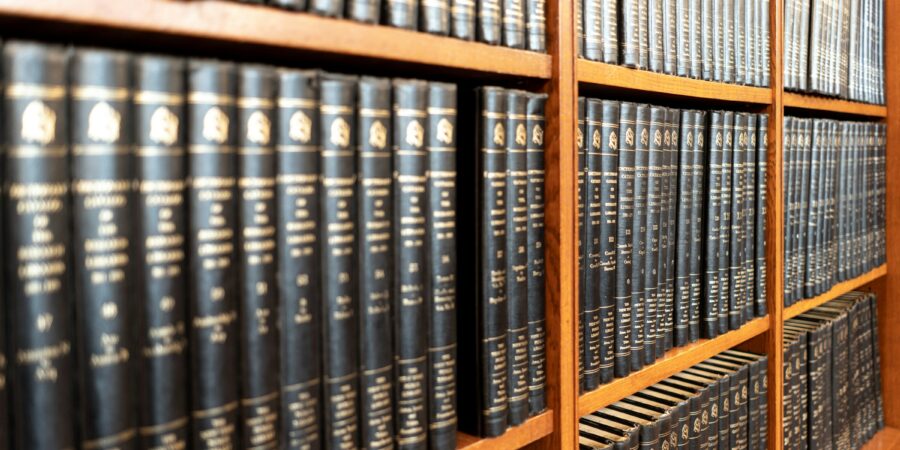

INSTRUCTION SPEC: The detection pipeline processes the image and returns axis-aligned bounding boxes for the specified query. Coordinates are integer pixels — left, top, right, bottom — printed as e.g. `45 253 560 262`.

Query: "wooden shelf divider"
784 91 888 117
861 427 900 450
456 411 554 450
783 264 887 321
576 317 770 417
576 59 772 104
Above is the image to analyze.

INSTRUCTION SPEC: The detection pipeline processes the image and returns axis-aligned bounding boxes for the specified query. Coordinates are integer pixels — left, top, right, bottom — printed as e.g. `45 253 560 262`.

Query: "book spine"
761 0 770 86
674 110 694 347
385 0 418 29
717 375 731 450
598 100 620 382
723 0 734 82
746 0 756 85
649 0 665 72
577 97 586 390
639 0 650 68
451 0 476 40
643 106 665 365
689 110 706 342
614 102 636 378
70 49 137 450
502 0 526 48
309 0 344 18
702 111 723 339
717 112 733 334
688 0 701 78
701 0 713 79
662 108 680 353
3 41 77 450
422 0 450 34
576 0 584 57
478 0 502 44
676 0 690 76
526 0 547 51
630 104 651 371
505 90 530 423
733 0 745 84
526 93 547 414
426 82 458 448
712 0 724 81
743 115 757 323
276 70 323 450
187 59 240 450
622 0 642 67
133 55 190 450
356 77 394 450
271 0 308 10
663 0 677 73
755 115 767 317
727 113 745 330
584 0 603 61
320 74 360 450
583 99 603 390
348 0 380 23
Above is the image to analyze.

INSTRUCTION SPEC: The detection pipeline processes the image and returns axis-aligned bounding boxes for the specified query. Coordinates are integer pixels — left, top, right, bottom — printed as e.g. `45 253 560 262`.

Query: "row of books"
783 0 885 104
462 86 549 437
230 0 547 52
783 292 884 450
577 0 772 87
782 118 885 306
579 350 769 450
576 99 769 391
0 41 549 450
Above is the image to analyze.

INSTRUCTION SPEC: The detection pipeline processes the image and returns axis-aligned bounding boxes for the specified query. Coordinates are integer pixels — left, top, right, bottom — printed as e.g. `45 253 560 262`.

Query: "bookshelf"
0 0 893 449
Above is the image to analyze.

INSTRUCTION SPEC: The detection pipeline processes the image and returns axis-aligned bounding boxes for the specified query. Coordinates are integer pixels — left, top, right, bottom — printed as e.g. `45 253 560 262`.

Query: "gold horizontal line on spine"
508 113 528 120
421 0 448 8
482 333 507 342
188 92 235 104
278 97 317 108
72 86 130 101
238 147 275 155
481 148 505 153
396 435 427 446
319 104 353 114
394 108 427 118
134 91 183 105
277 144 317 153
7 145 67 158
526 114 545 120
282 377 321 392
189 145 236 154
360 152 391 158
138 417 189 436
482 404 508 415
136 146 185 157
396 150 426 156
192 401 239 419
482 111 507 119
324 371 358 383
427 107 457 115
240 391 280 406
429 417 458 429
429 170 457 177
237 97 274 108
359 108 390 118
6 83 66 99
82 428 136 450
321 150 353 157
427 147 456 152
428 342 458 351
72 145 130 156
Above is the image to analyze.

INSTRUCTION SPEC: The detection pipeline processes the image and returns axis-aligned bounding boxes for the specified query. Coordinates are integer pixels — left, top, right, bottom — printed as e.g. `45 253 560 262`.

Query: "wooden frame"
0 0 893 448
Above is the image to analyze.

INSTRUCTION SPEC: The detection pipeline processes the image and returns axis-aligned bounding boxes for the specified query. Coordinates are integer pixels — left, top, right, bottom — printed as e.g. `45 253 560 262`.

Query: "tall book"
717 112 734 334
133 54 190 449
613 102 636 377
630 104 651 371
3 41 77 450
187 59 240 449
275 69 323 449
70 48 137 450
674 110 694 346
479 0 502 44
689 110 706 342
526 0 547 52
577 97 586 389
451 0 476 40
319 73 360 449
643 106 666 365
422 0 450 34
385 0 418 29
426 82 459 448
755 115 767 316
526 93 548 414
583 99 604 390
621 0 641 67
728 113 745 330
598 100 620 381
660 108 680 354
502 0 526 48
702 111 724 339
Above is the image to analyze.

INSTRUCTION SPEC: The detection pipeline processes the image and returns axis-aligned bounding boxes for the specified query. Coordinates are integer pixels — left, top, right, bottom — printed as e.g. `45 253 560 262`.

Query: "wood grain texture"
0 0 551 79
782 265 886 320
576 318 770 416
576 59 772 104
783 92 888 117
861 427 900 450
456 411 554 449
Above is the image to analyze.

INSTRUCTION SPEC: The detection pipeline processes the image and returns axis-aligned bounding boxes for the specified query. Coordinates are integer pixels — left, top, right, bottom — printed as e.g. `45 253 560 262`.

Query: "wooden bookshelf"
457 411 554 450
783 264 888 321
577 317 770 416
784 91 888 117
862 427 900 450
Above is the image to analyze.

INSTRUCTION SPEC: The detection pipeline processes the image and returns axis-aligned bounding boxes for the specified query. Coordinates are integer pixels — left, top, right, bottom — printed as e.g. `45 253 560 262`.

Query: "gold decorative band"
134 91 184 105
72 86 129 101
6 83 66 99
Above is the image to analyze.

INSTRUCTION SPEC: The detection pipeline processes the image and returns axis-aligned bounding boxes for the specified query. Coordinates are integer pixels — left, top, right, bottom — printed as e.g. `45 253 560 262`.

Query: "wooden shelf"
784 92 887 117
576 59 772 105
457 410 554 450
783 264 887 321
577 317 770 416
862 427 900 450
0 0 552 80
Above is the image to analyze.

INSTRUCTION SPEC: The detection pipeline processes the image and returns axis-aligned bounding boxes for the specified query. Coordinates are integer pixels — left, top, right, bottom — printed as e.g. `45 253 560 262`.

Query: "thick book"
478 0 502 45
356 77 394 450
133 54 190 450
675 0 690 77
276 69 323 450
638 0 650 68
426 82 459 448
526 93 548 414
717 111 734 334
657 108 676 356
742 115 757 323
674 110 694 346
648 0 665 72
688 0 701 78
392 79 429 448
630 104 651 371
689 110 706 343
613 102 636 378
187 59 240 450
451 0 476 40
3 41 77 450
505 90 530 423
601 0 618 63
702 111 724 339
70 48 137 450
733 0 745 85
348 0 380 23
723 0 734 82
621 0 641 67
727 113 746 330
663 0 677 73
526 0 547 51
583 99 603 390
701 0 713 79
584 0 604 61
385 0 418 29
642 105 666 365
598 100 620 382
422 0 450 34
577 97 586 390
502 0 526 48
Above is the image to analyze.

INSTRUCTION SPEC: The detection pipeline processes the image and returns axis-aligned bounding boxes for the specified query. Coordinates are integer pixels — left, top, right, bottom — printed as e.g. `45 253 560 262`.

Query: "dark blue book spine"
717 112 734 335
613 102 636 378
583 98 603 390
688 110 706 343
674 110 694 346
702 111 723 339
598 100 619 382
754 115 767 317
526 93 547 413
630 104 650 371
643 106 666 365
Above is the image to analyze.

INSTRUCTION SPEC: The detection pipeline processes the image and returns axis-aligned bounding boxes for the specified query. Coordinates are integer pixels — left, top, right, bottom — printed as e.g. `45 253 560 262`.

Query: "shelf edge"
783 264 887 321
456 410 554 450
783 92 888 117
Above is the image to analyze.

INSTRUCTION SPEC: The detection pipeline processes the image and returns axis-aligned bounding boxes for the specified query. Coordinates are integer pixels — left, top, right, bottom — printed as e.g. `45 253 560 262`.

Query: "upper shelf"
783 264 887 321
0 0 552 80
577 59 773 105
783 92 887 117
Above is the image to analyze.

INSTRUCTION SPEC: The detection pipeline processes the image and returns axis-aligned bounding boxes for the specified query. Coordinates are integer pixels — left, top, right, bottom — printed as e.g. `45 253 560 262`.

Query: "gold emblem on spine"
664 129 671 146
739 131 747 146
672 130 678 146
725 131 733 146
750 132 756 146
640 128 648 146
686 131 694 147
608 131 617 149
662 439 670 450
591 129 601 149
436 118 454 144
716 131 723 146
150 106 179 146
247 111 272 145
21 100 57 144
202 107 230 144
493 123 506 146
330 117 350 148
88 102 122 144
625 128 634 146
532 125 544 146
515 123 527 146
369 120 387 149
289 111 312 143
576 127 583 148
698 131 704 148
406 120 424 148
653 129 662 146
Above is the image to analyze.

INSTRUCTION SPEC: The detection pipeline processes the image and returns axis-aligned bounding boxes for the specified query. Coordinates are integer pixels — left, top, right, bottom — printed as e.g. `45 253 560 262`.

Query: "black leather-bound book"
276 69 323 450
478 0 502 45
717 112 733 334
577 97 586 390
597 408 659 450
761 0 770 87
742 115 757 323
451 0 476 40
385 0 418 29
601 0 618 63
688 0 701 78
583 98 603 391
526 93 547 414
662 107 680 354
689 110 706 342
656 108 672 357
133 54 190 450
505 90 530 424
356 77 394 450
638 0 649 69
348 0 379 23
675 0 690 77
660 378 711 450
70 48 137 450
701 0 713 79
782 117 795 305
733 0 745 85
674 110 695 347
187 59 240 450
613 102 636 378
692 363 734 450
630 104 650 371
722 0 734 83
502 0 525 48
3 41 77 450
426 82 459 448
633 389 690 450
642 105 665 366
525 0 547 51
754 115 767 317
648 0 664 72
598 100 620 382
422 0 450 34
727 113 745 330
309 0 344 18
576 0 584 57
702 111 724 339
797 119 811 302
319 73 359 450
271 0 307 10
236 65 280 449
584 0 603 61
712 0 724 81
663 0 676 73
804 121 820 299
678 370 722 450
744 0 755 86
581 413 640 450
621 0 641 67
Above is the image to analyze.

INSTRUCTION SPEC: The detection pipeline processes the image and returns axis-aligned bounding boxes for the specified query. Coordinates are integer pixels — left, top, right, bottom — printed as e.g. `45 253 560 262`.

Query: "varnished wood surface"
576 317 770 416
576 59 772 104
0 0 552 79
782 265 887 320
784 92 888 117
861 427 900 450
457 411 554 449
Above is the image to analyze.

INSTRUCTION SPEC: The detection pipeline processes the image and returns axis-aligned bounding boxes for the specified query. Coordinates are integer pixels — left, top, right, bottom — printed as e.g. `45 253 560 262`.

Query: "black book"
584 0 604 61
648 0 664 72
526 93 548 414
797 119 811 302
582 413 641 450
596 408 659 450
348 0 380 23
675 0 690 77
451 0 476 40
133 54 190 450
678 370 724 450
576 0 584 57
320 74 360 450
598 100 620 381
578 97 586 390
659 108 679 355
356 77 395 450
235 65 280 449
638 0 650 69
271 0 307 10
742 115 756 324
633 389 690 450
674 110 694 347
717 112 733 334
733 0 745 85
702 111 723 339
526 0 547 52
385 0 418 29
712 0 724 81
630 104 651 371
782 117 795 305
3 41 77 450
580 421 630 450
393 79 429 448
478 0 502 45
621 0 641 67
505 90 530 424
602 0 619 63
70 48 137 450
614 102 636 378
583 98 603 390
688 0 701 78
276 69 323 450
646 384 699 450
422 0 450 34
691 363 733 450
804 120 820 299
688 110 706 343
612 401 673 449
502 0 526 48
309 0 344 18
754 115 767 317
659 378 711 450
663 0 677 74
727 113 745 330
642 106 665 365
701 0 713 79
187 59 240 449
722 0 734 83
761 0 770 87
426 82 459 448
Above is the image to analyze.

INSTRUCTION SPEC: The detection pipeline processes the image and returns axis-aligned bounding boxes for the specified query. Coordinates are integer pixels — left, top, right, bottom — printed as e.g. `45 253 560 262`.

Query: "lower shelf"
783 264 887 320
862 427 900 450
457 410 554 449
